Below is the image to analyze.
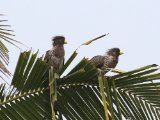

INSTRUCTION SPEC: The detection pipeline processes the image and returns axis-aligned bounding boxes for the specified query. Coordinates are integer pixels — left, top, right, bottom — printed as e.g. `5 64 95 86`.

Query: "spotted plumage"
44 36 66 73
90 48 123 74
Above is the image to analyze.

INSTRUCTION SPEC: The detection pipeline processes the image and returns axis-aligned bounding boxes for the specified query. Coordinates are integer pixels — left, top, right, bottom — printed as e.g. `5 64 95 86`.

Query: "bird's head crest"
52 36 67 46
107 48 123 56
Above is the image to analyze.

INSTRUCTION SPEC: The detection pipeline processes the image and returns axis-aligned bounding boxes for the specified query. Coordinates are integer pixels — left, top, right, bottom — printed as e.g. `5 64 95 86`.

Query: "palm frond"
0 83 51 120
11 50 49 92
0 51 52 119
0 17 11 78
0 15 26 82
0 50 160 120
110 65 160 120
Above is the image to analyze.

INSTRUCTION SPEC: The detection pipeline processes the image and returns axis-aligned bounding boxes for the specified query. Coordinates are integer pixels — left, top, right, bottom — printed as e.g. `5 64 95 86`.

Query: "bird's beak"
64 40 67 44
119 51 124 55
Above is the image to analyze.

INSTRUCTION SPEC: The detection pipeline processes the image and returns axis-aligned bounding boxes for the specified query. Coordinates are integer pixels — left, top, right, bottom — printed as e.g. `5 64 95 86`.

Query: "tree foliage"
0 15 25 82
0 50 160 120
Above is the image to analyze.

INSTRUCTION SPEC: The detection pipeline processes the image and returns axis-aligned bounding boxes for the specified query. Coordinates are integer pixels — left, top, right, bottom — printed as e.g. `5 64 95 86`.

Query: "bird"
90 48 123 74
44 36 67 74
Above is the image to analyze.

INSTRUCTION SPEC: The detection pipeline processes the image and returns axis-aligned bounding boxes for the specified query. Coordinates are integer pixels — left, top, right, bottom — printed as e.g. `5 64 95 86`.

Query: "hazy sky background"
1 0 160 79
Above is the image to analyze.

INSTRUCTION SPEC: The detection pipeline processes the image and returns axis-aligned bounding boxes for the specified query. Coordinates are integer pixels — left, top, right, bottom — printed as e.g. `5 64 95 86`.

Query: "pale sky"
1 0 160 77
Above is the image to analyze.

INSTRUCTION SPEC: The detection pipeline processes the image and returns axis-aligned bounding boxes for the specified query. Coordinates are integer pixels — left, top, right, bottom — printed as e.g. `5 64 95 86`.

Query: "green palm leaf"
0 50 160 120
0 50 52 119
0 14 26 82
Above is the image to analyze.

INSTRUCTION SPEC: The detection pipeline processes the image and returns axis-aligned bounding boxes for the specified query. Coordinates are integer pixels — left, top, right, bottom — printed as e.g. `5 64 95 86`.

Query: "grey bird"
44 36 67 73
90 48 123 74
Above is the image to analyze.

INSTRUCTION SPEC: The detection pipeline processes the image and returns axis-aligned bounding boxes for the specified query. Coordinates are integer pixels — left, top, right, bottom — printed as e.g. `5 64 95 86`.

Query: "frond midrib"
0 87 49 106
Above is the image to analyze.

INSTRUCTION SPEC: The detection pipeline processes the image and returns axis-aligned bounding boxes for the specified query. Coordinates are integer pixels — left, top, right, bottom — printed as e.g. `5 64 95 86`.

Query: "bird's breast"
104 56 118 68
54 45 65 58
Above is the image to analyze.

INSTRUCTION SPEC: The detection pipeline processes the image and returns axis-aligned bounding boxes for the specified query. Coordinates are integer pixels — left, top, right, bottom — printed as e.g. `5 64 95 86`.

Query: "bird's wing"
90 55 105 68
44 50 52 63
